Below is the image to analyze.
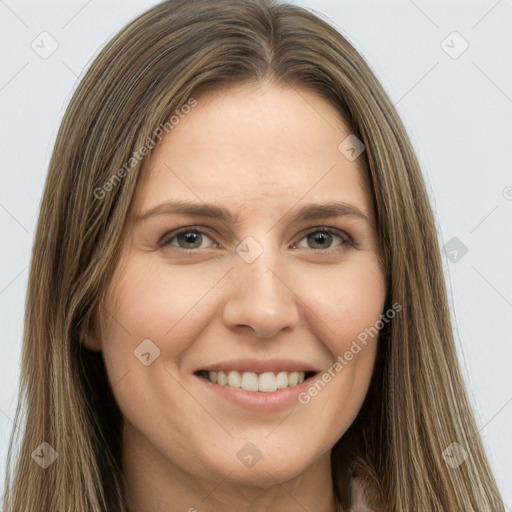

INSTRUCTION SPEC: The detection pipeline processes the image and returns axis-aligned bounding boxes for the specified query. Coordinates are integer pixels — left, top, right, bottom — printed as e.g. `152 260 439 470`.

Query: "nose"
222 248 300 339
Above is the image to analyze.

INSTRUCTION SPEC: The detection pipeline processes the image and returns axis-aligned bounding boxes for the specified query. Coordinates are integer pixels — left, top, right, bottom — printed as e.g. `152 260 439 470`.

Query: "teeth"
288 371 299 387
204 370 307 392
275 371 289 389
227 370 241 388
258 371 276 392
241 372 259 392
217 370 228 385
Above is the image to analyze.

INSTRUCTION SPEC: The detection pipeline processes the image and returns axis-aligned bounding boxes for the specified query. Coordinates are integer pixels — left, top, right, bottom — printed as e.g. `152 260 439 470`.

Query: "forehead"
134 82 371 217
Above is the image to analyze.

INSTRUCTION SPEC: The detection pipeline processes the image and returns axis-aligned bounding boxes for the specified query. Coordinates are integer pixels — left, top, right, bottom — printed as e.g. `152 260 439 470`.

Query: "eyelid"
158 225 218 248
159 225 356 252
292 226 355 250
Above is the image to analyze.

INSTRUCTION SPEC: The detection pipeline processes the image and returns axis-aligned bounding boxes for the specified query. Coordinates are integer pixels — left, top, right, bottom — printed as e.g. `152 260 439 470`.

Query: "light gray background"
1 0 511 507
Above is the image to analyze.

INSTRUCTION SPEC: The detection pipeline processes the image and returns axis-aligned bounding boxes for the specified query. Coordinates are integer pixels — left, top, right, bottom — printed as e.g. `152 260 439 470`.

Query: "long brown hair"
3 0 504 510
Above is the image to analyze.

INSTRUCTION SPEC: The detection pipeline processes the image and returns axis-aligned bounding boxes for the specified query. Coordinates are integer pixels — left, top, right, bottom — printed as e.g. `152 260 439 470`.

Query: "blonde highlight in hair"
3 1 504 510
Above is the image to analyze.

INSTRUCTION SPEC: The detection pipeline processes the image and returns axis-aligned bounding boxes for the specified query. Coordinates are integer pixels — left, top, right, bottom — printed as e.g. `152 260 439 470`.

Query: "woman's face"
92 82 386 493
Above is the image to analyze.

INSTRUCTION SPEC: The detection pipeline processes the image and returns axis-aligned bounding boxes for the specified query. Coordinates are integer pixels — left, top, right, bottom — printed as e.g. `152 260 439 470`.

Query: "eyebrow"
136 200 373 226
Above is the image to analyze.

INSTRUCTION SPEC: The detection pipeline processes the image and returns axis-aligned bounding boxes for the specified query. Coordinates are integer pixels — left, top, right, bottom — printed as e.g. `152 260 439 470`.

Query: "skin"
86 81 387 512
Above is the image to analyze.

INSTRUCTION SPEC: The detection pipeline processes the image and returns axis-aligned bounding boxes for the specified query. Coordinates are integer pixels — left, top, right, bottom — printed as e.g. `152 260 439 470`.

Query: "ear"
81 309 103 352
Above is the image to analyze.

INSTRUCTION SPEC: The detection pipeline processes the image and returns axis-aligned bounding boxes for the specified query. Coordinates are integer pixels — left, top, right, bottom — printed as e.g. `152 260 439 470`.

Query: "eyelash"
159 225 356 254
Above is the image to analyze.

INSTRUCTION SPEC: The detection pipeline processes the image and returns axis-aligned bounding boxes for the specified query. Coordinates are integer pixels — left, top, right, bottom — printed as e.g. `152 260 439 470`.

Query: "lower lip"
196 374 316 412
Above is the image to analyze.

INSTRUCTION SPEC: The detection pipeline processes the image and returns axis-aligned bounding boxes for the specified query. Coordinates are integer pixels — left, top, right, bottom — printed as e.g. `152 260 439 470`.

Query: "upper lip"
195 358 321 374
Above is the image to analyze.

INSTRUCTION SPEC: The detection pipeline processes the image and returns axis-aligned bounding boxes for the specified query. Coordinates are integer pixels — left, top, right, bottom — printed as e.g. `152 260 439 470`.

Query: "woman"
3 0 505 510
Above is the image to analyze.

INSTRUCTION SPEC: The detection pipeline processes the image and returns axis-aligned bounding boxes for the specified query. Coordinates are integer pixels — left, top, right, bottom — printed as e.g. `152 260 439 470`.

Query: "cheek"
284 256 385 440
98 257 225 447
101 255 228 358
98 256 237 435
97 257 215 416
299 256 386 356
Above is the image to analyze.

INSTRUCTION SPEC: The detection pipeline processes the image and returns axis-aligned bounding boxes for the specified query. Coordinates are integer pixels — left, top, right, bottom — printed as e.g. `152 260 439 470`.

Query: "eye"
292 228 352 252
160 227 218 250
159 226 354 253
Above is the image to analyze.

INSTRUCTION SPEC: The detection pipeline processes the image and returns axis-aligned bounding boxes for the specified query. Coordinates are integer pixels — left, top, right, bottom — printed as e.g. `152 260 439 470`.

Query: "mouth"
195 369 317 392
193 358 321 412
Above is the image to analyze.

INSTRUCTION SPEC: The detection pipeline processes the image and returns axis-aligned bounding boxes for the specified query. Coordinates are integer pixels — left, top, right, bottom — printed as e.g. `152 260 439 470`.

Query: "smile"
197 370 315 392
194 358 321 412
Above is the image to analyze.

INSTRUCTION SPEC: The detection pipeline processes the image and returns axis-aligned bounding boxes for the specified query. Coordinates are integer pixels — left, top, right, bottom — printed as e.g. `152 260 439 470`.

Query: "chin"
196 442 322 488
